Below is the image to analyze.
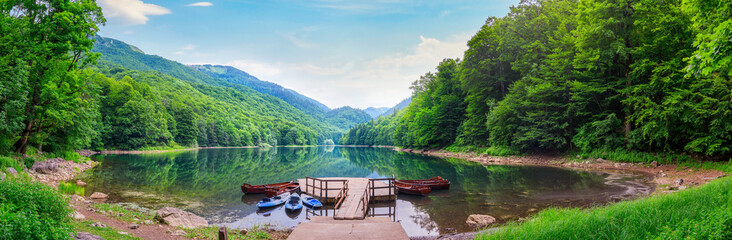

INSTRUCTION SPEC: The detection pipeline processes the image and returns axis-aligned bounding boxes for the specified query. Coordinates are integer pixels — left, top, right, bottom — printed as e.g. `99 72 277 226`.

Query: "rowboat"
265 182 300 197
284 194 303 212
395 181 431 196
256 192 290 208
301 194 323 208
396 176 450 189
241 181 293 194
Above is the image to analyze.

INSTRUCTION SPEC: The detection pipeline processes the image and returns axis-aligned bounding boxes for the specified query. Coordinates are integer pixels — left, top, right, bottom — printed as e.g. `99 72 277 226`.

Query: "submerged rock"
465 214 496 229
155 207 209 228
89 192 108 199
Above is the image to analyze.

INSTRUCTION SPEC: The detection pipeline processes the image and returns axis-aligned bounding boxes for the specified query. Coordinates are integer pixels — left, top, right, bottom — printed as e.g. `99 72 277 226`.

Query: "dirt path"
70 196 186 240
397 148 727 193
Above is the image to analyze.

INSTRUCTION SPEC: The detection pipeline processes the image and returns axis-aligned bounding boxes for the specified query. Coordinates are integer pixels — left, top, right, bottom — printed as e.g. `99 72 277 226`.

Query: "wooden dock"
288 216 408 240
297 177 396 220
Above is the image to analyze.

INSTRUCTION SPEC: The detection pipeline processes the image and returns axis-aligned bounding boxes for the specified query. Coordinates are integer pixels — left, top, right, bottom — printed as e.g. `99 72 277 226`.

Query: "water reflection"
84 147 653 236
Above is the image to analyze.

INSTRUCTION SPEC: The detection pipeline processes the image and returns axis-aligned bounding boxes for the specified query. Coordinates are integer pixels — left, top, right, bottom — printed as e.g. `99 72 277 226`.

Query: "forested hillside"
342 0 731 160
192 64 331 116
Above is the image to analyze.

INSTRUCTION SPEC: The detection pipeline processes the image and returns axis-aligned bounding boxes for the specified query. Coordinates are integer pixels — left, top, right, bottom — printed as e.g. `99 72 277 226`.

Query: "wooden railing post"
218 226 228 240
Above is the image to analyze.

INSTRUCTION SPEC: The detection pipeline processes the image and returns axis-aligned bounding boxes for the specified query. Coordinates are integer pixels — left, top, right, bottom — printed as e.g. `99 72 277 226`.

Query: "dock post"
218 226 228 240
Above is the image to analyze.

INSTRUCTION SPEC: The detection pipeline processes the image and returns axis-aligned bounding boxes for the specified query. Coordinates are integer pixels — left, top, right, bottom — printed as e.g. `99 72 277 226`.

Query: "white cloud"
182 44 197 51
187 2 213 7
98 0 171 25
216 35 468 109
173 51 185 55
123 30 135 35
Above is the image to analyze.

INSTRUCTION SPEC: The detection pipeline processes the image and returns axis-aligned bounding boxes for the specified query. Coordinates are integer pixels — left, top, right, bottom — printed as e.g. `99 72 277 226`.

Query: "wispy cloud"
182 44 197 50
187 2 213 7
98 0 171 25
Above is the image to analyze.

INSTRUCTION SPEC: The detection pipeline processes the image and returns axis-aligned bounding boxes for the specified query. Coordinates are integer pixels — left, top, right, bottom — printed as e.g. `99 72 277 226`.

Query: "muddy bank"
396 148 727 193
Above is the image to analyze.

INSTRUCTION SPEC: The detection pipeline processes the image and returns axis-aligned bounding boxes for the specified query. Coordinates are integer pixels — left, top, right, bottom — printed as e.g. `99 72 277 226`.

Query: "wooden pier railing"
304 177 348 204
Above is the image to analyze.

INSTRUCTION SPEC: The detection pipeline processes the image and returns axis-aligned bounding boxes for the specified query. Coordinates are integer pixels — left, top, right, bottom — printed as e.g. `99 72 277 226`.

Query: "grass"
184 225 290 240
71 220 142 240
445 145 523 157
572 149 732 173
90 203 156 223
58 181 85 196
476 175 732 240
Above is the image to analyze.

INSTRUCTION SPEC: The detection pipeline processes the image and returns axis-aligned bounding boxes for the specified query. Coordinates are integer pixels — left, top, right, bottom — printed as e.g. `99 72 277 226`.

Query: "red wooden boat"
264 182 301 197
397 176 450 189
241 181 293 194
395 181 431 196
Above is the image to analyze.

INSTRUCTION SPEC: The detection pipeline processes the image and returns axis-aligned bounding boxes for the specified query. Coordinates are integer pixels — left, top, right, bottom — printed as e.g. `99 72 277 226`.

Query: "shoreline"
395 148 727 194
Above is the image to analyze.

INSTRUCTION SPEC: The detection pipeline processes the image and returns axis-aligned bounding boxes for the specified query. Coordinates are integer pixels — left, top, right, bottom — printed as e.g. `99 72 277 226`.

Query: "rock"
70 195 85 202
144 220 154 225
465 214 496 229
129 223 139 229
239 229 248 235
171 229 187 236
76 180 87 186
31 158 64 174
0 172 5 181
71 211 85 220
74 232 103 240
89 222 107 228
89 192 108 199
576 155 581 159
596 158 605 162
660 173 667 177
676 179 684 186
5 167 18 175
651 161 659 167
155 207 209 228
118 232 128 235
679 186 688 190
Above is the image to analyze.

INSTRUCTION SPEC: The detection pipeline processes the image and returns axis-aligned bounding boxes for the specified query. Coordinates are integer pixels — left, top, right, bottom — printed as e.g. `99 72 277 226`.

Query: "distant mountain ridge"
363 107 390 119
192 64 331 116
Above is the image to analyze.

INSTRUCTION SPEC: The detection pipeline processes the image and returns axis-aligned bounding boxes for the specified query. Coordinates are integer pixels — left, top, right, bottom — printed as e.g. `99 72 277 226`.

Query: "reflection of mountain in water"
83 147 652 235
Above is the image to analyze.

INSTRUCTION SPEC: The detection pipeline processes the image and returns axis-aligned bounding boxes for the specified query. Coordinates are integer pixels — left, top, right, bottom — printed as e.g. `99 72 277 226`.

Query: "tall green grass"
0 175 73 239
477 176 732 239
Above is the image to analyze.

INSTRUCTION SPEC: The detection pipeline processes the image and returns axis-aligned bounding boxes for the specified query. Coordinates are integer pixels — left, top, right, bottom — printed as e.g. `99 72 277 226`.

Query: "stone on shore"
89 222 107 228
155 207 209 228
32 158 65 174
129 223 139 229
651 161 659 167
465 214 496 229
89 192 108 199
6 167 18 175
74 232 103 240
676 178 684 186
71 211 86 220
171 229 187 236
76 180 87 186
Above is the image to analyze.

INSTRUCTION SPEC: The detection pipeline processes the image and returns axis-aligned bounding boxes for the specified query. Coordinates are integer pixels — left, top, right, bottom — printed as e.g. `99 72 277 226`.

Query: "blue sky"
97 0 519 109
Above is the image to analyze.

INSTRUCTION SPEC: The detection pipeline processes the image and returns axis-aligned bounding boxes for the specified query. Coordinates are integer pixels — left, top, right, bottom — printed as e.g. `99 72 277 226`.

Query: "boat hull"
396 182 431 196
265 183 300 197
302 196 323 208
256 192 290 208
242 181 293 194
397 177 450 190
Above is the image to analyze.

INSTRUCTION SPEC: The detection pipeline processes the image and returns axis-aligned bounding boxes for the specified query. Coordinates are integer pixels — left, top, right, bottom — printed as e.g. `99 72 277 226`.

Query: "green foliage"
0 156 22 172
344 0 732 161
0 176 73 239
477 176 732 240
58 181 85 196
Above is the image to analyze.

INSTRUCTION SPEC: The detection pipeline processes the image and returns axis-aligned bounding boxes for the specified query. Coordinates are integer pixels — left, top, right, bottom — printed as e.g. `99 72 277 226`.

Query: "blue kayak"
301 194 323 208
256 192 289 208
284 194 303 212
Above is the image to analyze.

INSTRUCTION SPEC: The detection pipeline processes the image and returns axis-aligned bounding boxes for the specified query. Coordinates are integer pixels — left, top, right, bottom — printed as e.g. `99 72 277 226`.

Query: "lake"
81 147 653 236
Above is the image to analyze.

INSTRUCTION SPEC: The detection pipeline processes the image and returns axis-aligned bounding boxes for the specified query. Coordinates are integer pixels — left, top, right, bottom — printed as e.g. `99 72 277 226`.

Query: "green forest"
341 0 732 161
0 1 377 155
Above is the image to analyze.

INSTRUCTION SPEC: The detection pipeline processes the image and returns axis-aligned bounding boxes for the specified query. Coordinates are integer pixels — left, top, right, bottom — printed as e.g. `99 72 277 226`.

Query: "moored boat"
265 182 300 197
256 192 290 208
241 181 293 194
284 194 303 212
301 194 323 208
395 181 431 196
396 176 450 189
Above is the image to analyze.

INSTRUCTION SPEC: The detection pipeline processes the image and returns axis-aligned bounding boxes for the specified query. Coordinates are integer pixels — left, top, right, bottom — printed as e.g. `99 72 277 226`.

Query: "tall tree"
1 0 105 154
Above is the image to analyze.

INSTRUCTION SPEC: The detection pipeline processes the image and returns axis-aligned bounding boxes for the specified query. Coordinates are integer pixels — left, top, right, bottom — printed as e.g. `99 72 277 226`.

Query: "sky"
97 0 520 109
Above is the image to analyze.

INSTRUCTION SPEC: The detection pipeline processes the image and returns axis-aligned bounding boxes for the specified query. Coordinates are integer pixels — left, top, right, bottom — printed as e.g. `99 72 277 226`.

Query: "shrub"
0 156 22 172
0 176 73 239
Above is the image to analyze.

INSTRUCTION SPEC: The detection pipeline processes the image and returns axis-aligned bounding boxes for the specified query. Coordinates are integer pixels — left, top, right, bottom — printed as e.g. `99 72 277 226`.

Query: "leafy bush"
0 176 73 239
0 156 22 172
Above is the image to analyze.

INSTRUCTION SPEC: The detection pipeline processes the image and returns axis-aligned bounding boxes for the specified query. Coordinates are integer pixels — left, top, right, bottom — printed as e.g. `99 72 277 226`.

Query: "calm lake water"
82 147 653 236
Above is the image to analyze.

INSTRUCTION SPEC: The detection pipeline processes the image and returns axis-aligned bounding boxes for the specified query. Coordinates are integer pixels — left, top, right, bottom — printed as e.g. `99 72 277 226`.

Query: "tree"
1 0 105 154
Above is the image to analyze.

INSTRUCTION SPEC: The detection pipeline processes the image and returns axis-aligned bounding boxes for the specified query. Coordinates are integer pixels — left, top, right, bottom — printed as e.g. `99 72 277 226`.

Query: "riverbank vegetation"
0 175 72 239
478 175 732 239
340 0 732 164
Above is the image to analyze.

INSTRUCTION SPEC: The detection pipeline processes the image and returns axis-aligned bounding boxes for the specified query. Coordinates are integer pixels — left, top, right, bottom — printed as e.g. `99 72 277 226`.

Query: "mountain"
91 36 341 145
192 64 330 116
324 107 373 130
363 107 390 119
379 97 412 117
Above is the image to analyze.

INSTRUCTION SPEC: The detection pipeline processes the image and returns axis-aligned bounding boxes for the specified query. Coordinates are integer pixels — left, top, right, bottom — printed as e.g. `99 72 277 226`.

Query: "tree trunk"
13 121 33 154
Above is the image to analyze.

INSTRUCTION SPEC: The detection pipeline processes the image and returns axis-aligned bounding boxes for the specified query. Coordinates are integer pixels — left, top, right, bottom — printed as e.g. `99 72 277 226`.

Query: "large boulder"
74 232 103 240
89 192 108 199
31 158 64 174
5 167 18 175
155 207 209 228
465 214 496 229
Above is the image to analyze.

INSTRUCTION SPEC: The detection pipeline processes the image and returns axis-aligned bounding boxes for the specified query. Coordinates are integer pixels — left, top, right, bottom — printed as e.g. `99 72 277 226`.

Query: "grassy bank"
477 175 732 239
